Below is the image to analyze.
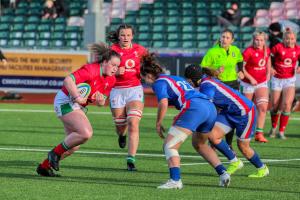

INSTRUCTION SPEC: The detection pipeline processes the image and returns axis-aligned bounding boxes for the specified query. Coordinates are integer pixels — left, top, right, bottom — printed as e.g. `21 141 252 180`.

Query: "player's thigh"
60 110 92 135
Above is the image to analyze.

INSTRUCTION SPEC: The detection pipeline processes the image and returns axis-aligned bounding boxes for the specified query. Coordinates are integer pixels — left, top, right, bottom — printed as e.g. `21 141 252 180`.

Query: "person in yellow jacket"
200 28 244 151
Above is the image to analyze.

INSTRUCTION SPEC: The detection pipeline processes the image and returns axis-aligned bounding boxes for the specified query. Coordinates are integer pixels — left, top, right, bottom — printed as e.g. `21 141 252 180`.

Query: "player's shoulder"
132 43 147 53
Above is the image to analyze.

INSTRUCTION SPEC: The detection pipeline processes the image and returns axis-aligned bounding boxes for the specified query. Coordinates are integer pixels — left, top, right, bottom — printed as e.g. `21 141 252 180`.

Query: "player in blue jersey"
140 53 231 189
184 64 269 178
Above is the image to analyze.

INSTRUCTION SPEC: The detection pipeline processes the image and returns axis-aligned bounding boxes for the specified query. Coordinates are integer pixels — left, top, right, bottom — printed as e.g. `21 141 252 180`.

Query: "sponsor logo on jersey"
125 59 135 69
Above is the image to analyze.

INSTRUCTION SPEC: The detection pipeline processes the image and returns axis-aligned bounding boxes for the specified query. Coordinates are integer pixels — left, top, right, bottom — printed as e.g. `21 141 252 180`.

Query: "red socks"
279 112 290 133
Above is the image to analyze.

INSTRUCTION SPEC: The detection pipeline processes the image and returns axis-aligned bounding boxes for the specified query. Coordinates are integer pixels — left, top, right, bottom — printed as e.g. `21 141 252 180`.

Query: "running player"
107 24 147 171
141 53 231 189
200 29 243 151
184 64 269 178
269 28 300 139
36 43 120 176
240 31 271 143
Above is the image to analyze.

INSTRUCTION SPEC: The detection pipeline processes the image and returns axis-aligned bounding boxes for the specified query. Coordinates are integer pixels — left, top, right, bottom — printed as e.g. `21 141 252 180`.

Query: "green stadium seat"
18 1 28 8
153 2 165 9
54 24 66 32
29 2 42 9
182 33 194 41
110 18 123 25
153 9 164 16
138 25 151 32
153 16 165 24
182 2 193 9
65 26 82 32
136 16 150 25
198 41 210 49
24 39 36 48
38 24 51 32
15 8 27 16
0 15 14 23
167 2 178 9
39 31 51 40
168 41 181 48
240 26 255 34
167 9 179 16
227 26 238 33
23 32 37 39
196 2 207 9
24 24 38 32
40 18 53 25
196 17 209 25
2 8 14 15
182 25 195 33
52 31 65 40
37 39 51 48
13 16 26 24
196 26 209 33
139 9 151 16
69 9 82 16
51 39 65 48
0 38 8 46
137 32 151 41
197 33 209 41
0 31 9 39
10 31 23 39
27 9 41 16
195 9 209 17
241 33 253 41
152 25 164 33
212 33 220 41
210 2 222 10
8 39 23 48
181 17 194 25
166 16 180 24
66 40 81 49
167 25 180 33
27 16 40 24
124 16 136 24
152 33 164 41
152 41 166 48
167 33 180 40
138 40 150 47
211 26 222 33
182 41 196 48
0 24 10 31
54 17 67 25
12 24 24 31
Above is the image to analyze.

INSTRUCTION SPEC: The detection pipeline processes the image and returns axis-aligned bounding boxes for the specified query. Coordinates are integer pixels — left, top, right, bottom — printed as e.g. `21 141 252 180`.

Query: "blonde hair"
252 31 268 58
283 28 297 41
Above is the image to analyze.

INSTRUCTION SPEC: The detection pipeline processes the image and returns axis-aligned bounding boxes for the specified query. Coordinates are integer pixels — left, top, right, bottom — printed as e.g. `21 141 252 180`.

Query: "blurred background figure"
42 0 58 19
218 1 241 27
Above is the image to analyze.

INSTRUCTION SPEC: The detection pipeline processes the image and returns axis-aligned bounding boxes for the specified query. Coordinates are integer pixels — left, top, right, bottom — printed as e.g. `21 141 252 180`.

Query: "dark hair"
222 28 235 39
140 53 164 79
107 24 135 44
88 42 120 63
184 64 218 87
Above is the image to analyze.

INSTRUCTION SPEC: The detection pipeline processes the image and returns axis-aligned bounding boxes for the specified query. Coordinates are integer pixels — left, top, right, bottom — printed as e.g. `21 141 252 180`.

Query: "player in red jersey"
269 28 300 139
107 24 147 171
240 32 271 143
36 43 120 176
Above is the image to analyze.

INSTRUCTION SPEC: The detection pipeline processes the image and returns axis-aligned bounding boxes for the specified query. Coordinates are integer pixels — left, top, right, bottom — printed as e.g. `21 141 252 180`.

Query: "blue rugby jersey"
200 75 253 116
152 74 209 110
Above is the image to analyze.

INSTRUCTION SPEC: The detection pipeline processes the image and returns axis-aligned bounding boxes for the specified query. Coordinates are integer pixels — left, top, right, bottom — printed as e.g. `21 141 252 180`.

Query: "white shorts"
110 85 144 108
54 90 82 117
271 76 296 91
240 81 268 94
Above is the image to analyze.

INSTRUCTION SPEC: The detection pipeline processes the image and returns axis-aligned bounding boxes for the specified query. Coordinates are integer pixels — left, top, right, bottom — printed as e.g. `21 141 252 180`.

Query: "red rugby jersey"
271 43 300 79
243 46 270 84
62 62 116 106
111 43 147 88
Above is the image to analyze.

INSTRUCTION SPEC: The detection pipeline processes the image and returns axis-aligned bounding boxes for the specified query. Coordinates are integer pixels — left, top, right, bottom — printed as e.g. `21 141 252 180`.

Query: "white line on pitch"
1 109 300 120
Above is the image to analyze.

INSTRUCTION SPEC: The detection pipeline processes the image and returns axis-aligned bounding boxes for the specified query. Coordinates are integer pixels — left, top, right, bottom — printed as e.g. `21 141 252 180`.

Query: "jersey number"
176 81 194 91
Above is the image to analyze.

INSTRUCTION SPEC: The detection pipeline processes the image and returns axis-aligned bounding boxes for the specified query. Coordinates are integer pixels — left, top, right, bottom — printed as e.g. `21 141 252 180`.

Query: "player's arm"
156 98 168 139
242 63 257 85
266 56 271 81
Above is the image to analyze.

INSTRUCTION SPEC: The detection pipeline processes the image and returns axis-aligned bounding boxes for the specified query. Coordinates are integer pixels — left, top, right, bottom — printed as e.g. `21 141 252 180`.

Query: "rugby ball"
77 83 91 98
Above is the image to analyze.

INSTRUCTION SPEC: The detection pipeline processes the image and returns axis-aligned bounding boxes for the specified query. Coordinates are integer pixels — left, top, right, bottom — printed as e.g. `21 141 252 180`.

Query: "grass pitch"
0 103 299 200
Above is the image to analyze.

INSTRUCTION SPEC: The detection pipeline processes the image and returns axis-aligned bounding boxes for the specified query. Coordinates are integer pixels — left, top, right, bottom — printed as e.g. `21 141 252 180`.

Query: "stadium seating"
0 0 87 50
105 0 281 50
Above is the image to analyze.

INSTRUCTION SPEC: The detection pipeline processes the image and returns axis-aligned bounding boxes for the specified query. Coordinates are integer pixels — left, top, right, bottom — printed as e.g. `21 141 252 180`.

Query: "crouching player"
36 43 120 176
140 53 231 189
184 64 269 178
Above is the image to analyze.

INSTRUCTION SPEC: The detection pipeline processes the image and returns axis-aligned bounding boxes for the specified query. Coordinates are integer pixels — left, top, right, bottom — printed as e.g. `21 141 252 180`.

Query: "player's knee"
81 128 93 141
127 109 142 122
164 126 188 160
114 117 127 127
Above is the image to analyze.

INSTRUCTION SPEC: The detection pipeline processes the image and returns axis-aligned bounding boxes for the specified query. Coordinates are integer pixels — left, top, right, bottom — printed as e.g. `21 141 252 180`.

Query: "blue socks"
214 140 236 160
249 152 264 168
215 164 226 175
169 167 181 181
